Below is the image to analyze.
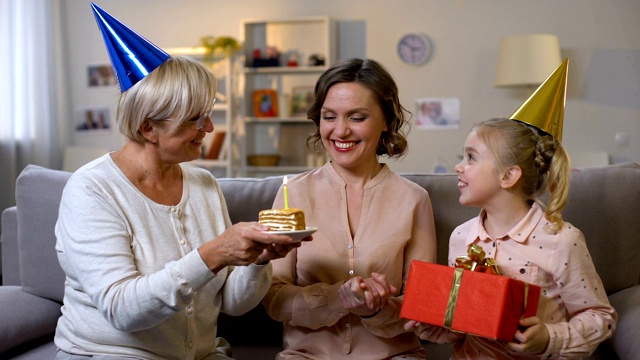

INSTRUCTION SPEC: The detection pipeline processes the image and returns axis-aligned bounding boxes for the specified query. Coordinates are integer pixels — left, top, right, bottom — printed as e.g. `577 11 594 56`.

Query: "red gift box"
400 260 541 341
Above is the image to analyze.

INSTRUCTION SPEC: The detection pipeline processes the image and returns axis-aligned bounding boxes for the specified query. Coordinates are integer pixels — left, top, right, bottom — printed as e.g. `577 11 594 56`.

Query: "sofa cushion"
216 176 287 348
608 285 640 360
15 165 71 302
4 341 58 360
217 176 283 223
0 286 61 353
399 173 479 265
563 162 640 295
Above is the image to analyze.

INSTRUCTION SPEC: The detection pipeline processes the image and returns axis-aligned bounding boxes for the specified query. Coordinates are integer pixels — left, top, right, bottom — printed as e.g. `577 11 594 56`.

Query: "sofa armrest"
1 207 20 285
608 285 640 360
0 286 62 354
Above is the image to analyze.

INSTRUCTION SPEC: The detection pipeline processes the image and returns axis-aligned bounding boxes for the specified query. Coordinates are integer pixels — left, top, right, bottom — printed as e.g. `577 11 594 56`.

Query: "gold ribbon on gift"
444 268 464 329
455 244 500 275
443 244 501 329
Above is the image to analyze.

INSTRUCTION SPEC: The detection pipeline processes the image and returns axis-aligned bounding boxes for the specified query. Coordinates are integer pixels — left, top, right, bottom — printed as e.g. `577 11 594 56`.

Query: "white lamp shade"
495 34 562 87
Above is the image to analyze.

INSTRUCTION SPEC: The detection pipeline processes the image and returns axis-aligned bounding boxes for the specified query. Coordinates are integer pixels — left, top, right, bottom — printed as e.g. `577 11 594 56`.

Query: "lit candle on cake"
259 175 308 232
283 176 289 209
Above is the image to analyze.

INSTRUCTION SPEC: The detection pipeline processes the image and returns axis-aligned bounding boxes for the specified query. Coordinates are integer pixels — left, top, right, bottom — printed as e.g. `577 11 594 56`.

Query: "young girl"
407 117 617 358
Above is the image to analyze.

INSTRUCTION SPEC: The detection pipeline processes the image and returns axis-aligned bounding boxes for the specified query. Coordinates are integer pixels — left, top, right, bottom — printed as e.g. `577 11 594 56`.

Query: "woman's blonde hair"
305 58 411 158
473 118 571 232
116 56 217 143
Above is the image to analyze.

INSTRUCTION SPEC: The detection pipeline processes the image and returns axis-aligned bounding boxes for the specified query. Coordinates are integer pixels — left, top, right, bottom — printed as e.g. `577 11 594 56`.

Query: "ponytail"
537 136 571 232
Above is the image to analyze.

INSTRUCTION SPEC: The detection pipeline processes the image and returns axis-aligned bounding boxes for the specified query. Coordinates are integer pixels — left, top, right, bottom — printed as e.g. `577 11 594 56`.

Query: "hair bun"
534 135 556 174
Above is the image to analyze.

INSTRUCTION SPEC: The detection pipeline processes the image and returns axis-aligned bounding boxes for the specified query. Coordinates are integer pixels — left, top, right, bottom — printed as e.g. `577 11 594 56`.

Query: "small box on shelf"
247 154 281 167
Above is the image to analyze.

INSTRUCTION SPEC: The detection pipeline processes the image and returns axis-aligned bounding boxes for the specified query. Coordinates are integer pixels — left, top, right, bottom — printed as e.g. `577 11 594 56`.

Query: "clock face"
397 33 433 65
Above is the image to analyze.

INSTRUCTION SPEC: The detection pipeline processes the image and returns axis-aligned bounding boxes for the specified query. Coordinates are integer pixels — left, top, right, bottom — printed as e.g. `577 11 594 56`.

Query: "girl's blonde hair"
116 56 217 143
473 118 571 232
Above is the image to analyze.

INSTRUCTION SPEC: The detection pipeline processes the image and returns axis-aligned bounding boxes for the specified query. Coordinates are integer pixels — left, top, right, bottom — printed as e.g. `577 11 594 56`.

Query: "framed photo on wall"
415 97 460 130
87 64 117 87
75 107 111 132
290 86 314 117
253 89 279 117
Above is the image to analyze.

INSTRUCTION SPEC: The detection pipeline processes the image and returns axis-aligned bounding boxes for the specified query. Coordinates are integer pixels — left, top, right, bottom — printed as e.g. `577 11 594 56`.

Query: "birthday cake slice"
259 208 306 231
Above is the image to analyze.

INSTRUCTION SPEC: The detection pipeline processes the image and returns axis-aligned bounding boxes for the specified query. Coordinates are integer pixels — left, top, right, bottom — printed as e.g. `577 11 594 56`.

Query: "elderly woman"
54 5 304 360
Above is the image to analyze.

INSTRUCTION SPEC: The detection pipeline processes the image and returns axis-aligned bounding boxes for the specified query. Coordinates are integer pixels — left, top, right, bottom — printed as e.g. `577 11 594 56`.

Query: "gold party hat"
509 58 568 141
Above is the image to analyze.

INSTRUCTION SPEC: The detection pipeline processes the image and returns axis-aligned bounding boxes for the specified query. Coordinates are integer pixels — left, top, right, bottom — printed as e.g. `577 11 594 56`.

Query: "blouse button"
348 270 354 275
180 239 186 245
346 323 351 328
348 244 353 249
520 268 526 274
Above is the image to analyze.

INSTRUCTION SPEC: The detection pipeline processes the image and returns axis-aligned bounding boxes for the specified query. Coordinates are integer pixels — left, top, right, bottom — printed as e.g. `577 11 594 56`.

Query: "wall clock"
397 33 433 66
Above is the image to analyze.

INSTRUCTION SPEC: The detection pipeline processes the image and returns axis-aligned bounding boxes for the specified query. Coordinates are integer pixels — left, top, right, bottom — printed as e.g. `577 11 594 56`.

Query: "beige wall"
63 0 640 173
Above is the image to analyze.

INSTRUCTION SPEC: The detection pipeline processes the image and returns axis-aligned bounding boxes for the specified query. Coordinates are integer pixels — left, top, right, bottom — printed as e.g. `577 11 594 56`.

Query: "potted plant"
199 35 241 64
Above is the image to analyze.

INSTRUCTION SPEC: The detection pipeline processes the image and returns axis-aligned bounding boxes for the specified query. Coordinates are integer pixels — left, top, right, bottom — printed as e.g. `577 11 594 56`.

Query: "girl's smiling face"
454 130 503 207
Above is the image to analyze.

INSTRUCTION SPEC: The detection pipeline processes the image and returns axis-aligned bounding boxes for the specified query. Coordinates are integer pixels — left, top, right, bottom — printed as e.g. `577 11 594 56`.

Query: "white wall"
62 0 640 173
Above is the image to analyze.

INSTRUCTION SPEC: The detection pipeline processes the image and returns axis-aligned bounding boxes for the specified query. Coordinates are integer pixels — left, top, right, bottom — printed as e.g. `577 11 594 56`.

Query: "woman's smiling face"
319 82 387 172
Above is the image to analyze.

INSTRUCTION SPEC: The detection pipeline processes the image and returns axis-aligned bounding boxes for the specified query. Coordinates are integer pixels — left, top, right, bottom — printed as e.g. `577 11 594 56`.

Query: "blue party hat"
91 2 170 92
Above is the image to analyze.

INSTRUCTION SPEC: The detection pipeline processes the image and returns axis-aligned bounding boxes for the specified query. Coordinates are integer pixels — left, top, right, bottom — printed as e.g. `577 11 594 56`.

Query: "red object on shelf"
400 260 541 342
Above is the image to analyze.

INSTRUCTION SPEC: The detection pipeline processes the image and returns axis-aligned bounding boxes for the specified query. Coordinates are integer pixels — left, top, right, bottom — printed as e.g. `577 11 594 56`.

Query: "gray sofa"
1 163 639 360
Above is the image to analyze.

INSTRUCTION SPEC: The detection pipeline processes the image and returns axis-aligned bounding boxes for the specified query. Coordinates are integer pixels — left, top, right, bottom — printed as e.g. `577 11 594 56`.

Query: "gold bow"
444 245 501 329
455 244 500 275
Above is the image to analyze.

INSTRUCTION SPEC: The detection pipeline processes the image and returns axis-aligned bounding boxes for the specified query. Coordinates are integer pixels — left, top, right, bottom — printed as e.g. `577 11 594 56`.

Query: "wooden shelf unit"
239 17 335 177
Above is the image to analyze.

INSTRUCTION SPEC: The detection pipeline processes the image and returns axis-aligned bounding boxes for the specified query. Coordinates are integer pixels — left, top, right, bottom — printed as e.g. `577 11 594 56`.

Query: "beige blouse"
263 163 437 359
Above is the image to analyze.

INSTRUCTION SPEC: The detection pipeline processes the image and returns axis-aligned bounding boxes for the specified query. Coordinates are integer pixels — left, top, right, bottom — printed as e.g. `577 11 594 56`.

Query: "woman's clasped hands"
339 272 398 317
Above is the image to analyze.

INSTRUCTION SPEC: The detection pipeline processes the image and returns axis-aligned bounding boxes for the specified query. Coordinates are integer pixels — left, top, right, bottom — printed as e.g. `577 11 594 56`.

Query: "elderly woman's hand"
197 222 299 273
254 234 312 265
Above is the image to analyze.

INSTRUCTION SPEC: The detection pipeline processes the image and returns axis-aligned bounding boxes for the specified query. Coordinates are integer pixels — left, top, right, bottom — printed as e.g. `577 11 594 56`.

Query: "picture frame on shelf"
253 89 279 117
290 86 315 117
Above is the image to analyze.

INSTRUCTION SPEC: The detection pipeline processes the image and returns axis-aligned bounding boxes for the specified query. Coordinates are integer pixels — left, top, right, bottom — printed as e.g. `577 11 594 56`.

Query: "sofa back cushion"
217 164 640 296
10 162 639 308
562 162 640 294
217 176 282 223
399 173 479 266
16 165 70 302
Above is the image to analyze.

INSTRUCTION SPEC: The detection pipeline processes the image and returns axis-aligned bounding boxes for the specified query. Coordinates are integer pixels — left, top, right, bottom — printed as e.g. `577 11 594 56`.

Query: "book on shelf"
219 132 229 160
206 131 226 160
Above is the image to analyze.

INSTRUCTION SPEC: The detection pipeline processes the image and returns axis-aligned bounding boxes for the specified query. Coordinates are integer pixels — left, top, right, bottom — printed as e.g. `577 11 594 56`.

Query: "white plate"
268 226 318 242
